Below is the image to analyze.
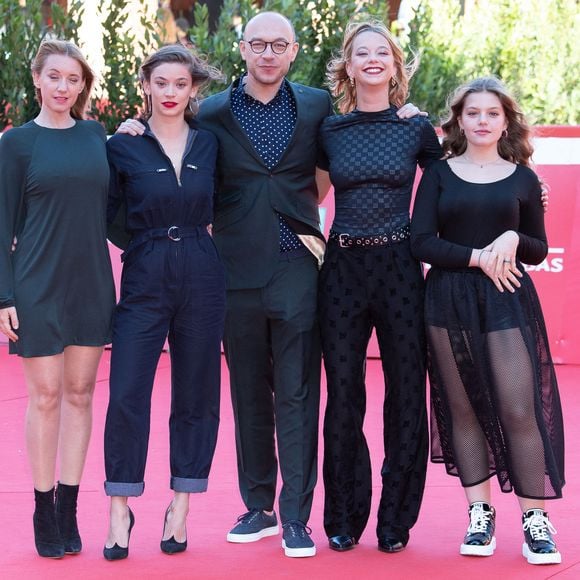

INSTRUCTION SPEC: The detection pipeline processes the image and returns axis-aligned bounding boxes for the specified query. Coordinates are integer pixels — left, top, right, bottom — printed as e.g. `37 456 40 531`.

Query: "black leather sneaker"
460 502 496 556
522 509 561 565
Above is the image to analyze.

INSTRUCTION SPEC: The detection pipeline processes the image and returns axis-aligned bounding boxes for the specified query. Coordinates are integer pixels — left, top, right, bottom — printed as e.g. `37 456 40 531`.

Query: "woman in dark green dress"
0 40 115 558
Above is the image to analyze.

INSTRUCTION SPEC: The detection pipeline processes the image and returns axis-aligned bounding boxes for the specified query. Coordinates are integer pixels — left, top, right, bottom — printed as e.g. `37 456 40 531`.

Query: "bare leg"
464 480 491 505
22 354 64 491
106 496 131 548
518 498 545 512
162 492 190 543
58 346 103 484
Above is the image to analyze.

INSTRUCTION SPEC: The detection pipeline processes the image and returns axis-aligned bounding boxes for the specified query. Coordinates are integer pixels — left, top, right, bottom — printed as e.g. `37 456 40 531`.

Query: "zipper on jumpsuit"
147 128 199 262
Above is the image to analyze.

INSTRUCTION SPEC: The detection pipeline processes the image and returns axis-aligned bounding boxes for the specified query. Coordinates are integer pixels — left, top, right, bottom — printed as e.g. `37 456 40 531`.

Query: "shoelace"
282 520 312 537
523 512 557 541
237 509 261 524
467 504 493 534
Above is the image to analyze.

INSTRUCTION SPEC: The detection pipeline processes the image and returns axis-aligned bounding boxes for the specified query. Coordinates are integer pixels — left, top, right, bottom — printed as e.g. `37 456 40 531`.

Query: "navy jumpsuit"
104 123 225 497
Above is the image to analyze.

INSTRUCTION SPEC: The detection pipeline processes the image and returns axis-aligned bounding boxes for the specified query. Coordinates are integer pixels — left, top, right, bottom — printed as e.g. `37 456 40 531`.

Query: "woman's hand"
474 231 522 293
397 103 428 119
116 119 146 136
540 180 550 213
0 307 19 342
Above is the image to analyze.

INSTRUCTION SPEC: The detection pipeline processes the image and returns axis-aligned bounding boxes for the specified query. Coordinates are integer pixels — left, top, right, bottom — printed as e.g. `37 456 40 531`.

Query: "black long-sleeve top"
318 106 442 236
411 160 547 267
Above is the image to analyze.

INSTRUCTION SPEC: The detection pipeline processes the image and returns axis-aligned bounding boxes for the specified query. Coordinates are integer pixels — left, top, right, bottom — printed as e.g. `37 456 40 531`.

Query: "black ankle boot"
33 488 65 558
55 482 82 554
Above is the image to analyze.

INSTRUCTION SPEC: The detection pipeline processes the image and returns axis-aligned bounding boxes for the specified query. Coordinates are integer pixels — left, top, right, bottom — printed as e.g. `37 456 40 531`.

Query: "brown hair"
326 19 415 114
139 44 222 121
31 39 94 120
441 76 534 166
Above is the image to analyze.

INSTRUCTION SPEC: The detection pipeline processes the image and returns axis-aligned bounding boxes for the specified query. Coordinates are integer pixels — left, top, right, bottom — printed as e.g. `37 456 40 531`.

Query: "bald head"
243 11 295 42
239 10 299 101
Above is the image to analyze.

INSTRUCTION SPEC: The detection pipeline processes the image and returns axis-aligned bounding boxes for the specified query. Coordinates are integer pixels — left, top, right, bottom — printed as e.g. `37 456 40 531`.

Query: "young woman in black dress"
103 45 225 560
318 20 442 553
411 77 564 565
0 40 115 558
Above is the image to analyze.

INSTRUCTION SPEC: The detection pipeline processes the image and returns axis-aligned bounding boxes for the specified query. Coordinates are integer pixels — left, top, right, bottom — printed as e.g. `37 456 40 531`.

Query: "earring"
460 128 465 136
188 96 199 114
349 77 354 87
502 129 508 138
390 77 397 87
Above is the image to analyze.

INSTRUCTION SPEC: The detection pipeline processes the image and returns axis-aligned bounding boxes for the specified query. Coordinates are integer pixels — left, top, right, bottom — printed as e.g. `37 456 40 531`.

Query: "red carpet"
1 345 579 579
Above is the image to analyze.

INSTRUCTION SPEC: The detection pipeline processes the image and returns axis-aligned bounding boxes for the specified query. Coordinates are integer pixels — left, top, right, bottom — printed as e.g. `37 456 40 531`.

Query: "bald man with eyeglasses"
198 11 333 557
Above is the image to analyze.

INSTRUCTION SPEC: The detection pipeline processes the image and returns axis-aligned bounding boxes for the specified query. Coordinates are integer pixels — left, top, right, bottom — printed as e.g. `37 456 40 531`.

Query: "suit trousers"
319 239 429 542
104 234 225 496
223 253 321 524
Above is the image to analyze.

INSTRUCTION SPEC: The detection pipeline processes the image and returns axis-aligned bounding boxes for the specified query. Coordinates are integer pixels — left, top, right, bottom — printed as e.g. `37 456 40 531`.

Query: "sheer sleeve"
417 120 443 169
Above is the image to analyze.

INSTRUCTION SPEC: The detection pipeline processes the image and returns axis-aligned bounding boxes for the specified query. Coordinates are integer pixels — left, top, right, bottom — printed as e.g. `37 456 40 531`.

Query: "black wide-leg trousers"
320 239 429 542
223 254 321 524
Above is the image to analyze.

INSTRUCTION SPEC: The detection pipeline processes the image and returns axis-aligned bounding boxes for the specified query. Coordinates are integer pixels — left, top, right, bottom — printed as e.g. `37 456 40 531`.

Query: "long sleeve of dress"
515 175 548 264
106 138 131 250
0 131 30 308
411 161 548 268
411 163 472 267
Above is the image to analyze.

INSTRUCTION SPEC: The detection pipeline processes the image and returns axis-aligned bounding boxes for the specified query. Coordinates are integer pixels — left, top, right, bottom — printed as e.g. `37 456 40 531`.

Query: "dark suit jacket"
198 79 334 290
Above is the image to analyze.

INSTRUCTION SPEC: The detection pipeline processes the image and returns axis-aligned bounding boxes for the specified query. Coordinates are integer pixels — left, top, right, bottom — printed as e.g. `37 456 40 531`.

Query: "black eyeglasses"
246 40 292 54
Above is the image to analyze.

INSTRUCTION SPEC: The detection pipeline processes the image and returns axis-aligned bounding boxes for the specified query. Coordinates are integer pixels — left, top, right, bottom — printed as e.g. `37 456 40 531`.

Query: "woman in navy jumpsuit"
103 45 225 559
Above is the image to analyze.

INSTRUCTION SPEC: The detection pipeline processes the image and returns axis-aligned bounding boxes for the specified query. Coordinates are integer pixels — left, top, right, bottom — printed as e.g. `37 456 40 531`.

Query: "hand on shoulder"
116 119 146 137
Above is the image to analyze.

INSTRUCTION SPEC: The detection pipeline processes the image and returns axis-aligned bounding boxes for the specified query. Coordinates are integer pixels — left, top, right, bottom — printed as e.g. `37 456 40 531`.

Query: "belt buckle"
338 233 350 248
167 226 181 241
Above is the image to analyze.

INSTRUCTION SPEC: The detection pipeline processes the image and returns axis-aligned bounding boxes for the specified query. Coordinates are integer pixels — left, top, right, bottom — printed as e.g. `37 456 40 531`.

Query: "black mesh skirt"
424 266 564 499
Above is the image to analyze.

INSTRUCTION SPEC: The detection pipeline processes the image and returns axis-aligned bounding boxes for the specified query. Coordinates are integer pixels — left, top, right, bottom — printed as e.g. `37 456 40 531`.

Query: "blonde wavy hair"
31 39 94 120
441 76 533 166
326 19 415 114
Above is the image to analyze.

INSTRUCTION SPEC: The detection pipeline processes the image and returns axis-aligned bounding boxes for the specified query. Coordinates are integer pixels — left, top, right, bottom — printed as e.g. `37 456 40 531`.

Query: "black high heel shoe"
103 507 135 561
160 504 187 555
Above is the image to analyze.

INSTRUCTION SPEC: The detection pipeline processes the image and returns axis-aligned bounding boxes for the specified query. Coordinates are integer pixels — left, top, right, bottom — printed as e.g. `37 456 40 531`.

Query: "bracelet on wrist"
477 250 487 268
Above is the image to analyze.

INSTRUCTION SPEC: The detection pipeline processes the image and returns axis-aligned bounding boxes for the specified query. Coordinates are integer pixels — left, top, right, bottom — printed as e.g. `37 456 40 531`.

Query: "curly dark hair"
441 76 534 166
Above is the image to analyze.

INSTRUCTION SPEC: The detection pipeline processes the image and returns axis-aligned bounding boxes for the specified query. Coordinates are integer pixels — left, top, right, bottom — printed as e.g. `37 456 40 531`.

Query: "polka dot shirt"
231 76 304 253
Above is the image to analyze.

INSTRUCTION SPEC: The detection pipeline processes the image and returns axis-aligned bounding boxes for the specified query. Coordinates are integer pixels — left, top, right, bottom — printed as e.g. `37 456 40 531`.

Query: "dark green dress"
0 120 115 357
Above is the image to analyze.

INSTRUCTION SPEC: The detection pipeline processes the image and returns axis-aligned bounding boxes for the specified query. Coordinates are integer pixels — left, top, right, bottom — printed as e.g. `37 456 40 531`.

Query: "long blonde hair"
441 77 534 166
326 19 415 114
31 39 94 120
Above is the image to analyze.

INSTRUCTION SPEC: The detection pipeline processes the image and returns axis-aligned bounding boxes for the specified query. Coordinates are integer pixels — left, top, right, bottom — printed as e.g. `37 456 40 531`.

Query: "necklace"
463 153 502 168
